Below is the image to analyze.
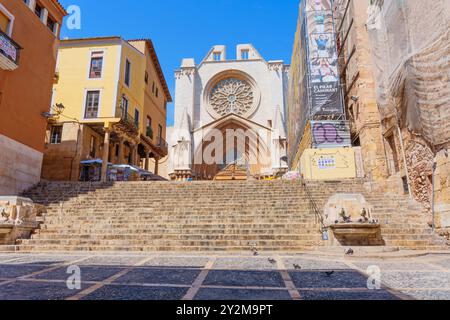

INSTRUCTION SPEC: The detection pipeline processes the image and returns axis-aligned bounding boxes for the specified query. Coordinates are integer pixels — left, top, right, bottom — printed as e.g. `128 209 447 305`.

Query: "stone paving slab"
401 290 450 300
0 265 50 278
6 255 86 266
289 271 370 289
352 261 441 271
82 284 189 300
0 280 87 300
299 290 400 300
430 258 450 269
213 257 278 270
144 257 209 268
283 258 349 270
194 288 292 300
381 271 450 290
113 268 202 286
76 256 145 266
203 270 285 288
32 266 126 282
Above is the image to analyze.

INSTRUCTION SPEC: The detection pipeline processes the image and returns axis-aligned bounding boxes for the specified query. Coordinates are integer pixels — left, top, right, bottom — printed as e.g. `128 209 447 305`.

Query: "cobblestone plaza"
1 252 449 300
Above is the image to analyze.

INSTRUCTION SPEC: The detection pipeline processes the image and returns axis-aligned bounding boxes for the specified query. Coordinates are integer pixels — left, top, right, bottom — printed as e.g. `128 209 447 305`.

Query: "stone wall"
333 0 388 182
435 149 450 229
0 134 43 196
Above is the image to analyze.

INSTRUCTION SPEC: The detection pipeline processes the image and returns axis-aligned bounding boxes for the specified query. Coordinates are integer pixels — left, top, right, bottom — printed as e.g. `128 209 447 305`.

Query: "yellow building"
300 148 357 181
42 37 172 181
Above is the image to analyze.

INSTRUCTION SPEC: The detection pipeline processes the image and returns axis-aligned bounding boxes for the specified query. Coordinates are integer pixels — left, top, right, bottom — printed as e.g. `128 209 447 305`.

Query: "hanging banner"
305 0 344 117
311 120 351 149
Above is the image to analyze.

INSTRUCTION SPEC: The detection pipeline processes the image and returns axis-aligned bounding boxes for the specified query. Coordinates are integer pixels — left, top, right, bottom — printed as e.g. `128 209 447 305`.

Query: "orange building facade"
0 0 66 195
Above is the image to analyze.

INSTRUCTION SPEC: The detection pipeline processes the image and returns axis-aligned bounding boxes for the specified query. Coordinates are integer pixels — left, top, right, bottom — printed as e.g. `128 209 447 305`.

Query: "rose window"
209 78 254 117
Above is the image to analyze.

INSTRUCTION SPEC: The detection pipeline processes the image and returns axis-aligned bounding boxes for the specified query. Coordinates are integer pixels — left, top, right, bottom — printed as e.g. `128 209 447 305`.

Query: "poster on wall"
311 120 351 149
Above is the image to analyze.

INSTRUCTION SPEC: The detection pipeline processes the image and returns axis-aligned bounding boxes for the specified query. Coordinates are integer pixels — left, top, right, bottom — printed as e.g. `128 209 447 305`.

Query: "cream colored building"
169 44 289 180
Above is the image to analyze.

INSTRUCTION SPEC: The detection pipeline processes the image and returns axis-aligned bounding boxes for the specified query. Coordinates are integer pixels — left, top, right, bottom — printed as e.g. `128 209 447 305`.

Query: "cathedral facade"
169 44 289 180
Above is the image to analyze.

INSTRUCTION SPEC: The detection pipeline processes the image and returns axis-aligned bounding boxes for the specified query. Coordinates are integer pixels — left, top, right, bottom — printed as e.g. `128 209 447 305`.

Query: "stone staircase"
16 180 448 252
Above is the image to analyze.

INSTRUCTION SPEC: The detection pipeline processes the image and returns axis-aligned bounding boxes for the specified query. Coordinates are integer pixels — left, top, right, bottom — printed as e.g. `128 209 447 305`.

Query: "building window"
152 82 155 94
146 116 153 138
120 95 129 118
47 15 56 33
89 52 103 78
155 87 159 98
34 2 43 19
89 136 97 158
84 90 100 119
213 52 221 61
134 108 140 129
241 50 249 60
50 126 62 144
125 59 131 87
0 11 10 34
158 124 163 144
144 71 149 84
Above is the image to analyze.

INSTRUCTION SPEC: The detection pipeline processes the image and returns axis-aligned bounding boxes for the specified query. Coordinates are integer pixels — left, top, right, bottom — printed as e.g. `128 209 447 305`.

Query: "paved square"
0 252 449 300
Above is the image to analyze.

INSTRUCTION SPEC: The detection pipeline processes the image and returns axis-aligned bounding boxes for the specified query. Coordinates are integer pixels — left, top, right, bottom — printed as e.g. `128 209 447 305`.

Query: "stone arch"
192 118 271 180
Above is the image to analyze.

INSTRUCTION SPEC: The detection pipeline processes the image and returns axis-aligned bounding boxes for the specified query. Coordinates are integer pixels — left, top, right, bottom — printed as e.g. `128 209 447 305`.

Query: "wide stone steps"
17 180 448 252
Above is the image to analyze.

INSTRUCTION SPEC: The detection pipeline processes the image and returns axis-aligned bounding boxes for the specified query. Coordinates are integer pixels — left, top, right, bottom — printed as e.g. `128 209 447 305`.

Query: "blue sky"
59 0 300 126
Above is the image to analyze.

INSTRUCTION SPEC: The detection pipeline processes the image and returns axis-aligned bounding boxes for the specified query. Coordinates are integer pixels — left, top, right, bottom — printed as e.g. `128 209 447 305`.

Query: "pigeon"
345 248 354 256
325 271 335 277
268 258 277 264
253 250 259 256
293 264 302 270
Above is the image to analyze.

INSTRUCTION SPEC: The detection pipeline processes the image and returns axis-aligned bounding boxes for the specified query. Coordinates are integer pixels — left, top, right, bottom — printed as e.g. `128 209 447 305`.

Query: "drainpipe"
395 113 413 199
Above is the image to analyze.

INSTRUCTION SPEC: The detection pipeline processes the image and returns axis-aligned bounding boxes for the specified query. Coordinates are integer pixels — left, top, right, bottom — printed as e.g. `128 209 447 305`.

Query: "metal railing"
156 136 168 155
301 179 327 235
115 107 139 130
0 29 21 65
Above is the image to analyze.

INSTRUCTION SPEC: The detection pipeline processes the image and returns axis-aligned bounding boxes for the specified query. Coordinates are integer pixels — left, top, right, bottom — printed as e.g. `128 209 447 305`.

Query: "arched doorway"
192 119 271 180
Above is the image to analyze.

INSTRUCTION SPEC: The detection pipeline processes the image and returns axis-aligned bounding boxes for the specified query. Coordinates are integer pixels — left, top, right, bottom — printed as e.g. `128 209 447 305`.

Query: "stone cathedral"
169 44 290 181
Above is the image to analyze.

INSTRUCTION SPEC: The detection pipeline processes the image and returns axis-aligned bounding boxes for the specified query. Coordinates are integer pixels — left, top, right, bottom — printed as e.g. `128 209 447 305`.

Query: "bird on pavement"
345 248 354 256
293 264 302 270
268 258 277 264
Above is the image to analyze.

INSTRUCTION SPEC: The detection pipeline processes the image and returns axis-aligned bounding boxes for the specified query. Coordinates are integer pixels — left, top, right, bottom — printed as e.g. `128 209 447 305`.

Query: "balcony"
115 107 139 135
155 136 168 156
0 30 21 71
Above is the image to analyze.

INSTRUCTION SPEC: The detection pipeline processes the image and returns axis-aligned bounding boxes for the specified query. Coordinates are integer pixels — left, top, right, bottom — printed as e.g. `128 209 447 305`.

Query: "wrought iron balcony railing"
116 107 139 131
156 136 168 155
0 29 21 69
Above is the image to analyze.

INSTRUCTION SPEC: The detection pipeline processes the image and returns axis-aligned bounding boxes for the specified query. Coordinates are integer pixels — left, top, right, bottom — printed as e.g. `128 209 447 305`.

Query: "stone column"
101 127 111 182
145 151 150 171
154 157 160 175
117 138 124 164
130 144 137 166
